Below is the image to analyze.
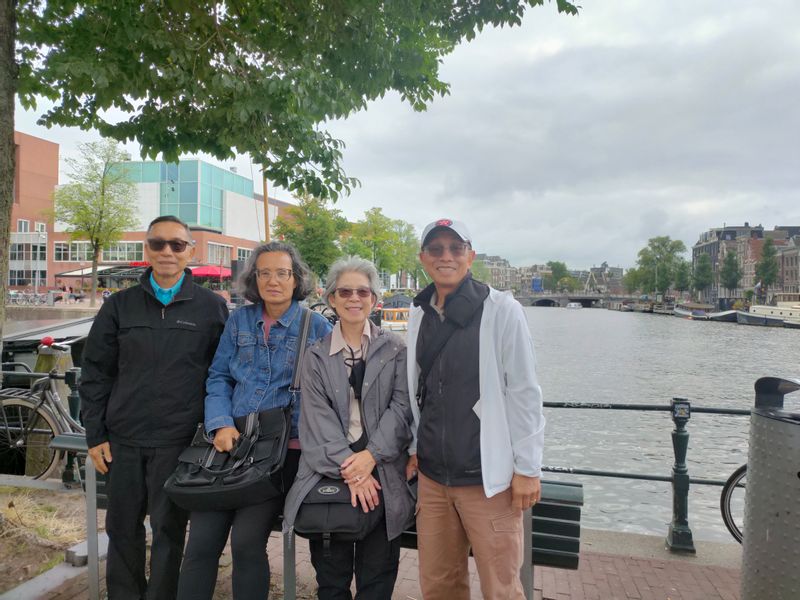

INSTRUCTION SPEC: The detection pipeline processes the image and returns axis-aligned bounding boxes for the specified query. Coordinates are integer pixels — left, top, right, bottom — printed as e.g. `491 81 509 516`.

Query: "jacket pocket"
235 332 257 366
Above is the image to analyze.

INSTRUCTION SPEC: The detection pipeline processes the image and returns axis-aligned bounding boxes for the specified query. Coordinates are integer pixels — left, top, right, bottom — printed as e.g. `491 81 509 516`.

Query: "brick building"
7 132 59 290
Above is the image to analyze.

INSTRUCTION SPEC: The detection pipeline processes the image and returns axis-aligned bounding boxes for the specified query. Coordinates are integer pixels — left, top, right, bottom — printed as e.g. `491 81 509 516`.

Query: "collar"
414 273 489 327
329 320 372 356
257 298 300 328
141 268 193 303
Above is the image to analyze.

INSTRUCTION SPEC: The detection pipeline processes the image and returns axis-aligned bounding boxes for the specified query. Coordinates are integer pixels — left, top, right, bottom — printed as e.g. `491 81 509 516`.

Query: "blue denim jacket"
204 300 332 437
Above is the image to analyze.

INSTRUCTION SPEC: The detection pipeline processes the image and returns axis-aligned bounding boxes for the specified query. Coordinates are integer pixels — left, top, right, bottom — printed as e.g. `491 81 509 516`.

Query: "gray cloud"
16 1 800 269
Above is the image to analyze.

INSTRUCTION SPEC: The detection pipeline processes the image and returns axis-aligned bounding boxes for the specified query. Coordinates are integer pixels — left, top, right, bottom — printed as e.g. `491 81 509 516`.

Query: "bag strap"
288 307 313 400
415 318 458 408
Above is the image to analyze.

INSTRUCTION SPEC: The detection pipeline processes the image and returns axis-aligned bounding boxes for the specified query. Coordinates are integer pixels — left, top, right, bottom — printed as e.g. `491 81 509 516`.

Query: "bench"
50 433 583 600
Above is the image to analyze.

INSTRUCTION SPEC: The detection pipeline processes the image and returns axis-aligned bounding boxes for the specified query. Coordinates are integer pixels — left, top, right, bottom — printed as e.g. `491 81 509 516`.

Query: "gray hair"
324 256 381 307
238 241 314 304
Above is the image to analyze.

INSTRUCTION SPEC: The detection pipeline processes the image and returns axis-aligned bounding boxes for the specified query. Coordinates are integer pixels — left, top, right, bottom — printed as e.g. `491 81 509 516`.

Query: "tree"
623 268 642 294
3 0 578 362
546 261 569 291
755 237 779 302
692 253 713 299
392 220 420 288
673 259 691 293
558 276 581 292
350 208 401 275
273 195 344 280
51 140 138 307
719 250 742 296
635 236 687 294
471 259 491 283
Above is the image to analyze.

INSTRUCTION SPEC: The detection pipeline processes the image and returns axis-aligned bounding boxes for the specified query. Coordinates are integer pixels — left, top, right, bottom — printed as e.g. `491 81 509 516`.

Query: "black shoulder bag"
164 307 312 512
294 351 385 553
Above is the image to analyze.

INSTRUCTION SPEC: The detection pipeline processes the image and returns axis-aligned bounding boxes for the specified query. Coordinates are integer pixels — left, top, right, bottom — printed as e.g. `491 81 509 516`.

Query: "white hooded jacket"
407 286 545 498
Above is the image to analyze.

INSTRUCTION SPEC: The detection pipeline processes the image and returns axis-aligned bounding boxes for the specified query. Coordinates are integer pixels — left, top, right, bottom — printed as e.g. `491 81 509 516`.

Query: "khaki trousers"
416 472 525 600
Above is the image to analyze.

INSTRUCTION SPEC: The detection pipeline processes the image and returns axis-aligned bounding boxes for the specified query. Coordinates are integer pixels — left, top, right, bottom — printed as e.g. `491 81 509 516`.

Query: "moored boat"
673 302 714 320
706 310 738 323
748 304 800 329
736 310 784 327
652 303 675 315
565 302 583 309
380 307 409 332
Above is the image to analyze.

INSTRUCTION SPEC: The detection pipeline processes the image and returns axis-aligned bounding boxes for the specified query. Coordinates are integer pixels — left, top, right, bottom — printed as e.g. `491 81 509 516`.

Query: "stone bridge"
514 294 635 308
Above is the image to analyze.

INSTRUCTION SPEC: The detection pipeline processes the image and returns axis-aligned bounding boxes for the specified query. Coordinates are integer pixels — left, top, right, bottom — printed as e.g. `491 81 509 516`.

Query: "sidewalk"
25 529 741 600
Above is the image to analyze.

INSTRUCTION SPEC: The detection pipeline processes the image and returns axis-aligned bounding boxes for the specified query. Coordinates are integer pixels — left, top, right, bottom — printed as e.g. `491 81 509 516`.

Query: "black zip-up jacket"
415 274 489 486
80 268 229 448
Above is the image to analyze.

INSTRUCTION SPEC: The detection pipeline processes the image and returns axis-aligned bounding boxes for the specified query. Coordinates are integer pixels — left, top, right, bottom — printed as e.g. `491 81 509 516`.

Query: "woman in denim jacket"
177 241 332 600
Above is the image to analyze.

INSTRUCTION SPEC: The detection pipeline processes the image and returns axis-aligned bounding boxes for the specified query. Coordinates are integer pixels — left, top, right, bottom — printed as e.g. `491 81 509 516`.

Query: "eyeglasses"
256 268 293 282
335 287 373 299
423 242 471 258
146 238 193 253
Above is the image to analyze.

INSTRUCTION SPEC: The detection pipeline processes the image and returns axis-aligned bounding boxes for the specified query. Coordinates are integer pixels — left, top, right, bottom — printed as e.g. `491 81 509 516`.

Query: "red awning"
191 265 232 278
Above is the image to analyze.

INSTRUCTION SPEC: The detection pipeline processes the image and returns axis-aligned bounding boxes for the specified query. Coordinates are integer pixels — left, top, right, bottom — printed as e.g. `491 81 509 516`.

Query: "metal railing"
541 399 751 552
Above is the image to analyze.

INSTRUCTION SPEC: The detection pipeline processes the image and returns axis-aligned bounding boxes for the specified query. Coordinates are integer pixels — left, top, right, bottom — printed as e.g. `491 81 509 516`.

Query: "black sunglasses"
335 287 373 299
423 242 470 258
146 238 193 253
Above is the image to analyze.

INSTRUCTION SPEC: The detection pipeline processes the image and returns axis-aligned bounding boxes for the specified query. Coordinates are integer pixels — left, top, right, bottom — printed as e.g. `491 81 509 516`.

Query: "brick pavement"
32 531 741 600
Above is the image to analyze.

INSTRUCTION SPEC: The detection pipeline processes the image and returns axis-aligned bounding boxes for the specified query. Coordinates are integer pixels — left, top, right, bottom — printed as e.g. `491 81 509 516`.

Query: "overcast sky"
15 0 800 269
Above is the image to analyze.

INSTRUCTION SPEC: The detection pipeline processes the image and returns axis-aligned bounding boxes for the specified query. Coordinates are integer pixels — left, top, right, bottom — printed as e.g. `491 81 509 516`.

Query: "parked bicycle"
0 338 85 480
720 464 746 543
9 290 48 306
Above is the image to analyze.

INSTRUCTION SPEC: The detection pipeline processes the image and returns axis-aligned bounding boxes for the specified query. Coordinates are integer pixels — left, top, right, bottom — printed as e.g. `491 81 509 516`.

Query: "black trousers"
176 449 300 600
309 519 401 600
105 442 188 600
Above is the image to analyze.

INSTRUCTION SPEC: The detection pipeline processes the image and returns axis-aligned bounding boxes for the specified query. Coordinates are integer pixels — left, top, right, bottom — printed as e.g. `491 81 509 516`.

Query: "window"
208 242 232 267
8 270 47 286
103 242 144 262
17 219 29 233
9 243 46 262
54 242 69 261
237 247 253 262
54 241 92 262
35 222 46 233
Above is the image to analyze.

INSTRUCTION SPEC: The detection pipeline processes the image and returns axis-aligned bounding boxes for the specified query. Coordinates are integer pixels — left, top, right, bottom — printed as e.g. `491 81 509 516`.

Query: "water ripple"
527 307 800 541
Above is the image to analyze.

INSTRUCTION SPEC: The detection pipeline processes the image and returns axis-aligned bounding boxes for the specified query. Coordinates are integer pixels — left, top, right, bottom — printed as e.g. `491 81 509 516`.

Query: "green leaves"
635 236 688 294
755 238 779 290
692 253 713 293
720 250 742 292
14 0 578 200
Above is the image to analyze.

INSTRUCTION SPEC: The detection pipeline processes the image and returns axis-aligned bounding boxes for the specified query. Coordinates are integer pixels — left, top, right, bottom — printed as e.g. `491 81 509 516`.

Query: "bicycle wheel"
309 302 338 325
720 464 746 544
0 397 63 479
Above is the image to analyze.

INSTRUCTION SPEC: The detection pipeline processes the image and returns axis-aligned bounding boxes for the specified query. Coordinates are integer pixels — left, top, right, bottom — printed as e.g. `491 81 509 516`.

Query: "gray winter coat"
282 325 415 541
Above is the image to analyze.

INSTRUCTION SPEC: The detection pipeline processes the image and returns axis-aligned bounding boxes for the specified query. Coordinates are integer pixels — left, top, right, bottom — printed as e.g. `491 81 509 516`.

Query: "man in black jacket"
80 215 228 600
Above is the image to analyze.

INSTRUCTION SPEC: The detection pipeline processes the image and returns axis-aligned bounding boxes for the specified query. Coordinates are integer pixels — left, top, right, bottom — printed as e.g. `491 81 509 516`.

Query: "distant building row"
475 254 625 295
692 223 800 304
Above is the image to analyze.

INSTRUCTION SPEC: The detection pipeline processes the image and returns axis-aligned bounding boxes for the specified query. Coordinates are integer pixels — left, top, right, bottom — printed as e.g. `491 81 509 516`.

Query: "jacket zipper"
438 355 450 486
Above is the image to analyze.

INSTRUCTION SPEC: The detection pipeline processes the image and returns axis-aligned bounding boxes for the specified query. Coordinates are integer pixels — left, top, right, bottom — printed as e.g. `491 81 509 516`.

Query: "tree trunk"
0 0 18 382
89 244 100 307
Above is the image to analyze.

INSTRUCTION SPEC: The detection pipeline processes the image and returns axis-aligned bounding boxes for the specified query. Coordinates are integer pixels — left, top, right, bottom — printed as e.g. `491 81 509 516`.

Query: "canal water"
527 306 800 542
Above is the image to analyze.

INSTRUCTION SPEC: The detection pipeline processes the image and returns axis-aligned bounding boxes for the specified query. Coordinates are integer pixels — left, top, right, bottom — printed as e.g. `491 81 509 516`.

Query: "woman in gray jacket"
283 256 414 600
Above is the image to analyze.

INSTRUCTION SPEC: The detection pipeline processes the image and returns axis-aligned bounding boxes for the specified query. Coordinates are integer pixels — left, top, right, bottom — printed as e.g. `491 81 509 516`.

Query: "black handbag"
293 474 385 549
164 307 312 511
294 355 384 550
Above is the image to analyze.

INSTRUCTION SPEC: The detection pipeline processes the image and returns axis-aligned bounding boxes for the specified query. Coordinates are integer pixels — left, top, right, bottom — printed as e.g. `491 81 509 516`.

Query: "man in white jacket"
406 219 544 600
